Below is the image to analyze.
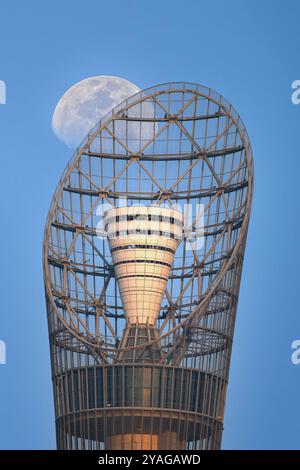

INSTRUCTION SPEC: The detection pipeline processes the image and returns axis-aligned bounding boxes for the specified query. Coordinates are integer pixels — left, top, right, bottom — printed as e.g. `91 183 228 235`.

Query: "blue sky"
0 0 299 449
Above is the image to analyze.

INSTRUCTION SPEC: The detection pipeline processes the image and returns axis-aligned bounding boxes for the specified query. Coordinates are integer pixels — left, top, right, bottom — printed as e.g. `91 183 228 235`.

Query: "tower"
43 82 254 449
104 206 183 363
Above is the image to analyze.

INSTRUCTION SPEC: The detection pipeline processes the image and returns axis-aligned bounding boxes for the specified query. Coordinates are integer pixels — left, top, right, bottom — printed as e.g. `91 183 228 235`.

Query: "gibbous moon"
52 76 141 148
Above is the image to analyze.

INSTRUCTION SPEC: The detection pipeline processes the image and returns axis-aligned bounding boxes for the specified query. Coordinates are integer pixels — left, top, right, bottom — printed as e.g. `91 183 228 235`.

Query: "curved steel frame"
43 82 254 449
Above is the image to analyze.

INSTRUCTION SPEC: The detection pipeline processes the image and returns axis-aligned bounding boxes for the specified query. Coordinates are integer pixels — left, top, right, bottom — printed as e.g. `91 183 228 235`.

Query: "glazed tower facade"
43 82 254 449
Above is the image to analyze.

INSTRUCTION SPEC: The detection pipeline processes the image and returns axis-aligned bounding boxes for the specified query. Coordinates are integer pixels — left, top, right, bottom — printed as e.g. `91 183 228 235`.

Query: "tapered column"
104 206 183 327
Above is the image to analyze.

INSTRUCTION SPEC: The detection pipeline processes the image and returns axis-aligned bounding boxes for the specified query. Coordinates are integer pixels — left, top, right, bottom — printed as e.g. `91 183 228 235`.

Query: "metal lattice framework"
43 82 254 450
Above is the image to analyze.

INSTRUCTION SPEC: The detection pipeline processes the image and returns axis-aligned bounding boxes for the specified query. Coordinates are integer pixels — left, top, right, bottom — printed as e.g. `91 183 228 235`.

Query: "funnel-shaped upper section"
104 206 183 326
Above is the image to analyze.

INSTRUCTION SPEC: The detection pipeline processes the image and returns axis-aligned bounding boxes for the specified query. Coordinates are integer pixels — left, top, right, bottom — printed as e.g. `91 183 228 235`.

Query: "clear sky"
0 0 299 449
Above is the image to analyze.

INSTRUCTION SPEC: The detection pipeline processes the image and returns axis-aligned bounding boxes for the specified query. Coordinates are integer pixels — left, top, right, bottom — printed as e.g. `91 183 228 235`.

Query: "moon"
52 76 142 148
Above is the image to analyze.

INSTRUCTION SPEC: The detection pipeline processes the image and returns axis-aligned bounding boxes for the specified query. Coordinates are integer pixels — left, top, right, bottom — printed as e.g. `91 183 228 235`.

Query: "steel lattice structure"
43 82 254 450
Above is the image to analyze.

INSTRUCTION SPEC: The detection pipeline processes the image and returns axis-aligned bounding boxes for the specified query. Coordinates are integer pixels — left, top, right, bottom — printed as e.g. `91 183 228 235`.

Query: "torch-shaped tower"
104 206 183 363
44 82 254 450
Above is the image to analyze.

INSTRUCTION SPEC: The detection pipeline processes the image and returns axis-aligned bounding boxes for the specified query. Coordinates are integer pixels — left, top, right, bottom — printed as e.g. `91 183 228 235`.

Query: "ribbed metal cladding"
43 82 254 449
104 206 183 326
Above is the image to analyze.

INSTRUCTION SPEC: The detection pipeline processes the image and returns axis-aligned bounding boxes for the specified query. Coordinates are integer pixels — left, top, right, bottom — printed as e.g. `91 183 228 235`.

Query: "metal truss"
44 82 254 449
